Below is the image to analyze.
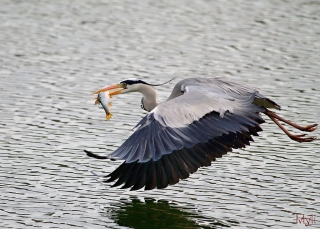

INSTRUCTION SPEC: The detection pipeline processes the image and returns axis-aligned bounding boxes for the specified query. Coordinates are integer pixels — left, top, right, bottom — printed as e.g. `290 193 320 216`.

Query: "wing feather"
130 162 149 191
156 160 168 189
110 162 137 187
144 161 157 190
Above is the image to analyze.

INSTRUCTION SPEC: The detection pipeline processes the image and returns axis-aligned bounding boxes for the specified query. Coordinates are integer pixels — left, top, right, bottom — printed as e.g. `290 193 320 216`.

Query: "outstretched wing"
101 78 271 190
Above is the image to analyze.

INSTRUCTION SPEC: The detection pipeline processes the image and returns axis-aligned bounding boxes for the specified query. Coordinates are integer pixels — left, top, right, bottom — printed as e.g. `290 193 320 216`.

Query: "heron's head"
92 78 150 96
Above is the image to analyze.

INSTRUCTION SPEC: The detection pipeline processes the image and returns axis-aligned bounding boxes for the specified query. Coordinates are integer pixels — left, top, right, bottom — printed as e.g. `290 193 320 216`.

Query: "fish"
94 91 113 120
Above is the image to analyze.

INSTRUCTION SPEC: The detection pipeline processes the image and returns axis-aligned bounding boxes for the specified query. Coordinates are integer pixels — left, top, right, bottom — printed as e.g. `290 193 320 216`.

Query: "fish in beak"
93 83 126 120
94 91 114 120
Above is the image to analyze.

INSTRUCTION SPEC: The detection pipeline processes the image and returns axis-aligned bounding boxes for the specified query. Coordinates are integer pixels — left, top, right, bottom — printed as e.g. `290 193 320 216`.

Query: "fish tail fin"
106 113 113 120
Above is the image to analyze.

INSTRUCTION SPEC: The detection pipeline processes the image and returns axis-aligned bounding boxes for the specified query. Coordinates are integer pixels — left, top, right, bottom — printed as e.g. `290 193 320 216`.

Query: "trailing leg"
265 109 317 132
264 109 317 143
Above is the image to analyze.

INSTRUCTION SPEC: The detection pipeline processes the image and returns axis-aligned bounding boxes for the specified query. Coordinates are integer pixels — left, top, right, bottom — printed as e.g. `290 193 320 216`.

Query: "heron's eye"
122 83 127 88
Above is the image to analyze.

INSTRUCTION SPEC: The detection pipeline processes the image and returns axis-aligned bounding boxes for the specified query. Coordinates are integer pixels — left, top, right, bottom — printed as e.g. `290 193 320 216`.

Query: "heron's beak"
92 84 125 96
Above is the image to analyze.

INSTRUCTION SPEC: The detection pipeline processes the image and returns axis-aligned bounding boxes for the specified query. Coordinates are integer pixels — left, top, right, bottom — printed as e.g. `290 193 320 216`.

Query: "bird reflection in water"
104 198 237 229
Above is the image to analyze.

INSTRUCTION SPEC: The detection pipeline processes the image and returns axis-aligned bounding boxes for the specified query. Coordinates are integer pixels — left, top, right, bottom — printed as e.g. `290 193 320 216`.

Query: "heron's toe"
289 134 317 143
303 123 318 132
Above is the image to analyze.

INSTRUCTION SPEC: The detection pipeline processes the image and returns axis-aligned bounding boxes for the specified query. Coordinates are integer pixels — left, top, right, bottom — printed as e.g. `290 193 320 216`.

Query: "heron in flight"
85 77 317 191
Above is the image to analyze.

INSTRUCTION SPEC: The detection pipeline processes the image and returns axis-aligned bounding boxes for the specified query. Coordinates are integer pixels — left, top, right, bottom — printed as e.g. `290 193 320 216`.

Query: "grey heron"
85 77 317 191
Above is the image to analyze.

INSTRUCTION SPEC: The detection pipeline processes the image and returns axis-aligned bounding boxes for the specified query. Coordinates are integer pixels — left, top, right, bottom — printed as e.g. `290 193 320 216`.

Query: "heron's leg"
264 109 317 132
265 112 317 143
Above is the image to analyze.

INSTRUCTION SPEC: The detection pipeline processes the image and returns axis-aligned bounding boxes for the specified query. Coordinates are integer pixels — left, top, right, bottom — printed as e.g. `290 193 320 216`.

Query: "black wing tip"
84 150 116 160
103 127 262 191
92 110 264 191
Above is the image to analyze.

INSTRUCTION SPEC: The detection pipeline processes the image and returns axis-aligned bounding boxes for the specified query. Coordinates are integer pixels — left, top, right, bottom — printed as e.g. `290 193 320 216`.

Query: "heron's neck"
139 85 158 112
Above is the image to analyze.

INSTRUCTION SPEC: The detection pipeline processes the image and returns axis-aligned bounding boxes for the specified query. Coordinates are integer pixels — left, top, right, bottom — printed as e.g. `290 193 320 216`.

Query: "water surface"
0 0 319 228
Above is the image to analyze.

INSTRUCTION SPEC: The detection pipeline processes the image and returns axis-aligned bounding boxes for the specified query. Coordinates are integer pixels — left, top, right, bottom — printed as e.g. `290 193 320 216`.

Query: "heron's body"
86 77 317 191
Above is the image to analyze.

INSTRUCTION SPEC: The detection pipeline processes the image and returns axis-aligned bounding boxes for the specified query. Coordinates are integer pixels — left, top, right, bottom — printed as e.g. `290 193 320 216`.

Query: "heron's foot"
300 123 318 132
289 133 317 143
